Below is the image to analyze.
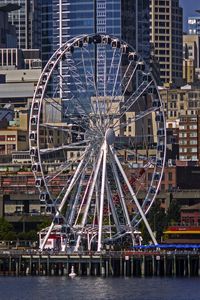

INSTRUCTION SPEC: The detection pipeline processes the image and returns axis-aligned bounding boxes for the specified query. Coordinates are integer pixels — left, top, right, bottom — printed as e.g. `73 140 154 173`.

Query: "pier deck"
0 250 200 277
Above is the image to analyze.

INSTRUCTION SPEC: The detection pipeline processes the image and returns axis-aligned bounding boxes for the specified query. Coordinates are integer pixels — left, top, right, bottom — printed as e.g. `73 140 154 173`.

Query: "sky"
180 0 200 31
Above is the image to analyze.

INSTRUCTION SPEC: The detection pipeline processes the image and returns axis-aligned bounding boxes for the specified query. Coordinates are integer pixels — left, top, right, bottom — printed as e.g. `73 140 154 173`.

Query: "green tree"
0 218 14 240
37 219 52 232
4 231 17 241
140 199 167 243
166 195 181 226
26 230 37 241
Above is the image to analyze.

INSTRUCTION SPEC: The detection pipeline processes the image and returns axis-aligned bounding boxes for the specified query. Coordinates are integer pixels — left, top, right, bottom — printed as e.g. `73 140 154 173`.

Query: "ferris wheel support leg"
40 157 86 251
74 148 104 252
95 180 100 224
110 146 158 245
97 141 107 252
110 155 135 245
67 170 86 227
105 178 121 234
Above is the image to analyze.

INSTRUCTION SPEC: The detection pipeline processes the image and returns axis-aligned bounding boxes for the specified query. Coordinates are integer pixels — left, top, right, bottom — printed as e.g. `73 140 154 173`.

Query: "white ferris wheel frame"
29 33 166 252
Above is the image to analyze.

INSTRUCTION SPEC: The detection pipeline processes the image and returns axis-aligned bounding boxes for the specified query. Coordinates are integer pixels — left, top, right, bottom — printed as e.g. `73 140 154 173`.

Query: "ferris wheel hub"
105 128 115 145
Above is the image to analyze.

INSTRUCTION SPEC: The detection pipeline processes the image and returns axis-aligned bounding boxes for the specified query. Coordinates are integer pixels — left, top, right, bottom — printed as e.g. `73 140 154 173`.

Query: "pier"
0 250 200 277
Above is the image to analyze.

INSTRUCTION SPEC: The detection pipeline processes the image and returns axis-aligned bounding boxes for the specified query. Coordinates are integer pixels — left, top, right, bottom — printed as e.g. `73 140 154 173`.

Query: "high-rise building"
188 16 200 35
47 0 150 100
3 0 41 49
183 34 200 83
150 0 183 86
121 0 150 62
41 0 53 67
51 0 150 61
0 3 19 48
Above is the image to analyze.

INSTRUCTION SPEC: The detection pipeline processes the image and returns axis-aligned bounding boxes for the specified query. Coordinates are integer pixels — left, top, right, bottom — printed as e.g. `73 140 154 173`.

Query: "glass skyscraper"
51 0 150 60
188 17 200 35
41 0 53 66
3 0 42 49
42 0 150 109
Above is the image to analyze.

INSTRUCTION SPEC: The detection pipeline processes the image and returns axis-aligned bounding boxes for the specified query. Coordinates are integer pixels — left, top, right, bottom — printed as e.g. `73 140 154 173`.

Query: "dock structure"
0 251 200 277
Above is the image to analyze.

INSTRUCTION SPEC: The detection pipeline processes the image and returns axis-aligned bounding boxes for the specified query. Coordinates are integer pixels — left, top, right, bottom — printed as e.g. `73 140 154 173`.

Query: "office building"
49 0 150 101
188 16 200 35
0 3 19 48
41 0 53 66
52 0 150 60
3 0 41 49
150 0 183 86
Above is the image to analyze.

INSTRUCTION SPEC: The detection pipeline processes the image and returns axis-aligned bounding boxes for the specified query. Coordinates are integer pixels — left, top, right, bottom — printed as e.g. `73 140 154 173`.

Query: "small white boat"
69 265 77 278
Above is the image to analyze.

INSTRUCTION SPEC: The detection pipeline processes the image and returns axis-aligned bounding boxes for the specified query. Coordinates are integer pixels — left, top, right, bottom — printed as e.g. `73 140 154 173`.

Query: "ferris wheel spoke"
52 65 93 122
109 152 133 230
42 93 88 125
105 50 123 119
113 80 154 127
97 141 107 252
109 145 157 245
45 150 87 184
109 79 153 129
112 60 133 97
81 47 104 125
40 123 86 137
105 174 121 233
58 72 102 132
121 63 140 98
106 47 117 93
61 50 103 126
74 146 104 251
40 140 89 155
54 145 95 209
40 148 91 250
111 51 122 97
43 95 63 109
106 58 141 120
66 169 86 227
113 107 159 132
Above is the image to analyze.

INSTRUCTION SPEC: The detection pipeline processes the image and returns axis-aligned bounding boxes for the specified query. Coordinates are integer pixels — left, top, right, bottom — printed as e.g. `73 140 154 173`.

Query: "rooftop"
0 3 20 13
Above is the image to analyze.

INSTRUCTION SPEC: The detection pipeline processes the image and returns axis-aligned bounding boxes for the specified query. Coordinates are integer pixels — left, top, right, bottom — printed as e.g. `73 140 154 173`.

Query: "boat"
69 265 76 278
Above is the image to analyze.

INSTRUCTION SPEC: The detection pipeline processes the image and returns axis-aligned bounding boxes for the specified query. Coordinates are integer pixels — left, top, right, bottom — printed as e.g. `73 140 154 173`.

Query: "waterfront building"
159 86 188 121
178 114 200 162
163 225 200 243
0 128 28 155
0 68 41 108
150 0 183 86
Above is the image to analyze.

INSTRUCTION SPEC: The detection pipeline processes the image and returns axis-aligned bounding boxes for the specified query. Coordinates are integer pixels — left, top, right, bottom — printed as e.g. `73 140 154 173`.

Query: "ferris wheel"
29 34 166 252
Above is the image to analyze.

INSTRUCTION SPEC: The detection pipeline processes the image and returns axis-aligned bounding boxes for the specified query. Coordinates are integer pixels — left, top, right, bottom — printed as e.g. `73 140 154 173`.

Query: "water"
0 277 199 300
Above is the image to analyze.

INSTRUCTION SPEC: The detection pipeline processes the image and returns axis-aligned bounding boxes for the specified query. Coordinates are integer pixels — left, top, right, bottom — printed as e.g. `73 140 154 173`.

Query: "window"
0 145 5 155
18 135 26 142
190 140 197 145
7 144 16 154
7 135 16 141
190 132 197 137
168 172 172 181
189 125 197 129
